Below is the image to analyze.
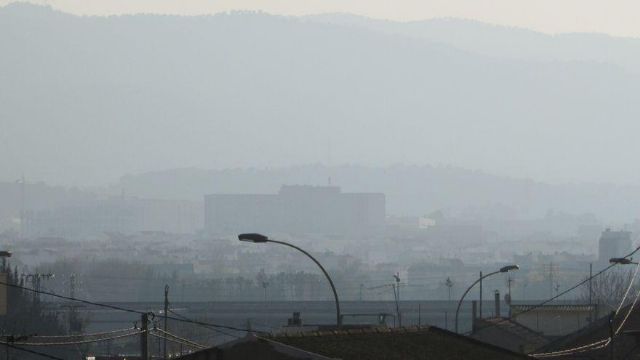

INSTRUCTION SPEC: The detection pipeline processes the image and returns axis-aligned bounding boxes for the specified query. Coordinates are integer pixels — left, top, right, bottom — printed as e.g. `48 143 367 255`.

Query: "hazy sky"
3 0 640 38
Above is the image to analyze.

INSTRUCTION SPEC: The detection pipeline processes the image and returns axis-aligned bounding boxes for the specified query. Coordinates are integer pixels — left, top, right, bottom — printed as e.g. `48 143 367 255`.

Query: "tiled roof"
474 317 549 353
511 304 596 313
176 326 535 359
176 333 335 360
271 326 532 360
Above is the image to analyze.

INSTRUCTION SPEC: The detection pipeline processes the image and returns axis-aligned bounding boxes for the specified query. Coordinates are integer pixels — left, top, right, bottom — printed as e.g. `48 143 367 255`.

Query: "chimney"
494 290 501 318
287 312 302 326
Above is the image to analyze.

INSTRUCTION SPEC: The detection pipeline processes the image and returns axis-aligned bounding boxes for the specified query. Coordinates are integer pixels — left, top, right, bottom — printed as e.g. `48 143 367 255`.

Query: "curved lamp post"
238 233 342 327
455 265 519 333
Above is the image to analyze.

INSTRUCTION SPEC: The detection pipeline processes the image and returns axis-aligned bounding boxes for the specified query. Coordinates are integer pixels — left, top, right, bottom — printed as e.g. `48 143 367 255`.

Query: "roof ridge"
269 325 433 339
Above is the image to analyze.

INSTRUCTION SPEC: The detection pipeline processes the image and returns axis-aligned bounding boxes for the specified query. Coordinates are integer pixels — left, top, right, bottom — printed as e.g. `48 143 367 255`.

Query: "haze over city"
2 1 640 359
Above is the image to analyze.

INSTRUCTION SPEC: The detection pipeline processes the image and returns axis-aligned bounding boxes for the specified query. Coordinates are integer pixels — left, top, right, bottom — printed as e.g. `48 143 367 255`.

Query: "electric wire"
150 332 205 349
153 328 207 348
167 308 244 339
3 330 144 346
17 327 136 339
0 279 257 334
614 261 640 315
150 330 206 349
0 279 145 315
531 289 639 357
531 260 640 357
614 279 640 335
0 342 66 360
504 246 640 322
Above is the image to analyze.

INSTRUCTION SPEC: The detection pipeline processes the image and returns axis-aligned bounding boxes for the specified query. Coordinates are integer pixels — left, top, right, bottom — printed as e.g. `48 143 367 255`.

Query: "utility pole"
69 273 77 333
164 285 169 360
392 283 399 327
141 313 149 360
589 263 594 323
506 276 514 318
609 311 615 360
589 263 593 305
548 262 554 299
393 273 401 327
18 175 25 241
479 271 483 319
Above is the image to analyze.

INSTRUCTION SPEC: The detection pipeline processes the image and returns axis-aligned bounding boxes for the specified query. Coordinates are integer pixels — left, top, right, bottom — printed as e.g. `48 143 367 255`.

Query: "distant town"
0 174 638 358
4 1 640 358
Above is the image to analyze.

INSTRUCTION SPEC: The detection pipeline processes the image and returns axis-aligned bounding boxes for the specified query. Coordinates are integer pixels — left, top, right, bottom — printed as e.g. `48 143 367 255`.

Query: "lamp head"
500 265 519 273
238 233 269 243
610 257 634 265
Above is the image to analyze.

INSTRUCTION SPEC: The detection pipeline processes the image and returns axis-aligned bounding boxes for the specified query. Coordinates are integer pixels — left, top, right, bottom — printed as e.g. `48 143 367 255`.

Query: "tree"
0 263 70 359
444 277 454 301
580 270 637 312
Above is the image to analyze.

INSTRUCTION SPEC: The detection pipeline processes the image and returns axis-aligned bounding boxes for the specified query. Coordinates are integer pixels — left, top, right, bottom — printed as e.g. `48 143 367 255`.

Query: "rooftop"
271 326 532 360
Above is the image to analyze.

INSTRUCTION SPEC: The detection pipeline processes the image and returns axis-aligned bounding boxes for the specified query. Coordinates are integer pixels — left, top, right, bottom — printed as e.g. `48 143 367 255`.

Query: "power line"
150 332 205 350
167 308 245 339
0 279 259 335
0 279 144 315
0 343 65 360
475 245 640 356
512 246 640 319
151 329 206 349
153 328 205 348
614 261 640 315
165 313 263 334
4 330 143 346
529 261 640 357
20 327 136 339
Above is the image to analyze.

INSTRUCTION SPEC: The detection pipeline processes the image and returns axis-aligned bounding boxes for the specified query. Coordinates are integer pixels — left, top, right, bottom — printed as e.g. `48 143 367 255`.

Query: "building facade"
25 197 203 238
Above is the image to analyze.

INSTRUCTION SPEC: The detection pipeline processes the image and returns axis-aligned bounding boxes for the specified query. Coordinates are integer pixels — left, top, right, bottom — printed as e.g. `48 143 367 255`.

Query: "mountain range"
2 3 640 222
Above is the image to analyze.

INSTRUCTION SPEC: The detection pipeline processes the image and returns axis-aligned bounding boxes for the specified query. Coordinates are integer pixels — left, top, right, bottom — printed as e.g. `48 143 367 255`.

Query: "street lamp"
455 265 519 333
610 257 639 265
238 233 342 327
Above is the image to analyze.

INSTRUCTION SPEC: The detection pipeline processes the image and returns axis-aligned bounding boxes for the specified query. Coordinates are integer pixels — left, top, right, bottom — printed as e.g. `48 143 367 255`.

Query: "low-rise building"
177 327 531 360
510 304 598 337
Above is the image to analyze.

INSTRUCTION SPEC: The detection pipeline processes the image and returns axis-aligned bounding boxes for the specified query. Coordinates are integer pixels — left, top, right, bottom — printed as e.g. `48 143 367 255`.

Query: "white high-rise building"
598 228 632 264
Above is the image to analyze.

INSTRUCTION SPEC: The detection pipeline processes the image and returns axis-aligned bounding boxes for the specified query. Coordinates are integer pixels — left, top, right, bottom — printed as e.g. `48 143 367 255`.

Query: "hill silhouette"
1 3 640 187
